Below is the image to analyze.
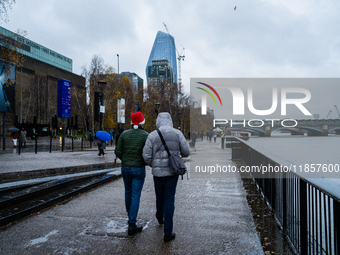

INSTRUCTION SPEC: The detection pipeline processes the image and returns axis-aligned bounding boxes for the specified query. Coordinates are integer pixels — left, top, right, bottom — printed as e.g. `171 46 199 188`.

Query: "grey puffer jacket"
143 112 190 177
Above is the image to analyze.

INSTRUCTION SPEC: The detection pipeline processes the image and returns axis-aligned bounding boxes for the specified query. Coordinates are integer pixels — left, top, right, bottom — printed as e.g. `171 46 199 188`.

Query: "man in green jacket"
115 111 148 235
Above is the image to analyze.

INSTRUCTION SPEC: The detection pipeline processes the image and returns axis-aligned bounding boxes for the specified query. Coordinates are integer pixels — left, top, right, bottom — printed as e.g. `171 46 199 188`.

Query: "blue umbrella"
96 131 111 141
8 127 20 133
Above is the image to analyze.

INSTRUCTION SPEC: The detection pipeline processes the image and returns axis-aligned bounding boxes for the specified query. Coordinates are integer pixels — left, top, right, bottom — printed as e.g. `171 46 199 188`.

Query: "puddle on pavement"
80 216 153 239
106 218 127 234
239 167 296 255
25 230 59 247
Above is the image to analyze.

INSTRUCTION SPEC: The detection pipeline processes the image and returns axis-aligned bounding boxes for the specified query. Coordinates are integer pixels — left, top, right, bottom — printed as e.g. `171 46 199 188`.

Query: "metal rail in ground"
0 169 121 228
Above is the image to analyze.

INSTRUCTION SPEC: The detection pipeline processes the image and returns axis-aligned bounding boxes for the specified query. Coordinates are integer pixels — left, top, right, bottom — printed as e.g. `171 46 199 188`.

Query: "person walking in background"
97 138 106 157
191 131 197 147
115 112 148 235
11 131 19 148
110 129 114 146
208 130 213 142
20 128 27 148
114 128 124 167
143 112 190 242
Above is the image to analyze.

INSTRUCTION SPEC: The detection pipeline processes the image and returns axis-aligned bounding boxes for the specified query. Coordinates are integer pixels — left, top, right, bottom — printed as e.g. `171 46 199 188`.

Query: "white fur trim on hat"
131 111 145 129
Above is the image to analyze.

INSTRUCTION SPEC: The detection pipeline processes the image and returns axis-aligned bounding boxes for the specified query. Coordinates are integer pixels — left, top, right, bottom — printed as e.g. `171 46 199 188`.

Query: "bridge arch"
328 126 340 133
225 127 265 135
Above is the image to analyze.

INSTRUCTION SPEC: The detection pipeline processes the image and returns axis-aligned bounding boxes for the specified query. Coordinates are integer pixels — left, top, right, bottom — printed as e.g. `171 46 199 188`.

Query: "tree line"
81 55 214 137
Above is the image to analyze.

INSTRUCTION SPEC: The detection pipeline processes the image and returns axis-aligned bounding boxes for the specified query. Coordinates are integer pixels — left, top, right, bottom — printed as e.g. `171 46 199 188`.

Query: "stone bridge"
215 118 340 136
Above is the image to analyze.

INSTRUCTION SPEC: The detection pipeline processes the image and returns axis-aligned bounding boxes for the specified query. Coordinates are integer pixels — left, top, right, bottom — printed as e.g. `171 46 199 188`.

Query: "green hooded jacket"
115 128 148 167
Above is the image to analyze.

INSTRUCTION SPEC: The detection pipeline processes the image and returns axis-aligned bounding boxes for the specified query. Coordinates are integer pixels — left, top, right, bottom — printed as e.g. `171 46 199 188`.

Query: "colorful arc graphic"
196 87 217 105
196 82 223 106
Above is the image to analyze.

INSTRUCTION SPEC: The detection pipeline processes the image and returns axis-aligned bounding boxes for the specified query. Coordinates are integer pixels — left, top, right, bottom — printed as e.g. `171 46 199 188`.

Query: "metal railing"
232 139 340 255
0 136 115 154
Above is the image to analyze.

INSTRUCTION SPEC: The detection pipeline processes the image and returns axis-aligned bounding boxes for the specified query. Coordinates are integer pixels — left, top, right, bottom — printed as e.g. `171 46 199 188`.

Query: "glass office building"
0 26 72 72
120 71 143 94
146 31 177 84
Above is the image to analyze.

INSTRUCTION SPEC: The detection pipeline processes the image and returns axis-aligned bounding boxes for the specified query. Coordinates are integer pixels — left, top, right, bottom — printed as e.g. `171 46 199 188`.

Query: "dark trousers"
153 175 179 234
98 149 104 156
121 166 146 224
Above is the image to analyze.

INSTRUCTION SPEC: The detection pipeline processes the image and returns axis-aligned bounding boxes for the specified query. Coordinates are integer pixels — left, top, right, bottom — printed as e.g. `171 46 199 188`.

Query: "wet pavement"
0 137 120 183
0 138 268 254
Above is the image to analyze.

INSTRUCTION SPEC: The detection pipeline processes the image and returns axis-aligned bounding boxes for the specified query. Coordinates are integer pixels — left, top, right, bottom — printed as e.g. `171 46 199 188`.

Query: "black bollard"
81 136 83 150
50 135 52 153
35 134 37 154
62 118 65 152
18 140 21 155
72 136 74 151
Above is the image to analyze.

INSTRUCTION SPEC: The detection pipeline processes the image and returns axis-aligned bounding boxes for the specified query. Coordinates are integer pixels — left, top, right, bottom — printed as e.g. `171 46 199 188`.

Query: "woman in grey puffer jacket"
143 112 190 242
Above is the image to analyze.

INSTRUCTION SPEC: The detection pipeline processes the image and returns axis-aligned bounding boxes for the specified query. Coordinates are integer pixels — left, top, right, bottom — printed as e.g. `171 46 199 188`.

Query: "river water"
244 133 340 199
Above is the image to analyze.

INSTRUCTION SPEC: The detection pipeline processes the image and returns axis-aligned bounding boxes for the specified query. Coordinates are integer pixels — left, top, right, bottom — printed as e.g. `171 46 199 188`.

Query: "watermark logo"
197 82 311 117
196 82 222 115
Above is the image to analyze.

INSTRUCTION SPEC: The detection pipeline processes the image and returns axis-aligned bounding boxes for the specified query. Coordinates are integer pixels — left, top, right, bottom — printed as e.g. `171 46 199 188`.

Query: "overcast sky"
2 0 340 98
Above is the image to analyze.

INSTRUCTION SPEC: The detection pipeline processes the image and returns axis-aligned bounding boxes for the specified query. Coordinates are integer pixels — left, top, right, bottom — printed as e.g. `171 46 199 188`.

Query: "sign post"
117 98 125 129
117 99 121 125
57 79 71 152
120 98 125 128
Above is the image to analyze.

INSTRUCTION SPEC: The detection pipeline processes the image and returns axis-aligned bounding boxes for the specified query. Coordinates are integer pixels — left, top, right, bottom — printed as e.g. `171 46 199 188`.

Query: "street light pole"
117 54 119 79
20 66 22 123
155 103 160 116
97 81 107 131
178 111 181 130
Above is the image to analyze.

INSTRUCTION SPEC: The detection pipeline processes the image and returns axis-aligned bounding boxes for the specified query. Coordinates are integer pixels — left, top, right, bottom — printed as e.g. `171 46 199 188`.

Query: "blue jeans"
153 175 179 234
121 166 146 224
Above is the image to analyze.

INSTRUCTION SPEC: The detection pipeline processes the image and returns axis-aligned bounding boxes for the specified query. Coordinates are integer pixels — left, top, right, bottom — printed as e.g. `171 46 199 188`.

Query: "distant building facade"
147 60 177 100
120 71 143 95
147 60 174 88
146 31 177 84
0 26 72 72
0 26 86 132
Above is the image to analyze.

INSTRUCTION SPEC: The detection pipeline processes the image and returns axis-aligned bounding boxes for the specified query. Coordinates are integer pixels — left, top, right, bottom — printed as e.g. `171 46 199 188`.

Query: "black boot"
164 232 176 242
128 223 143 235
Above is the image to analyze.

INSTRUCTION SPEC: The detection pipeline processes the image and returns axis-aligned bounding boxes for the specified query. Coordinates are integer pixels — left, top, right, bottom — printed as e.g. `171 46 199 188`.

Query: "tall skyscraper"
146 31 177 84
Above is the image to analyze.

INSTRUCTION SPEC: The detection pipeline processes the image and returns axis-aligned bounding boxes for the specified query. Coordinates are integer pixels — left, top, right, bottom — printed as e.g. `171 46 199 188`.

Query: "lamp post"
117 54 119 79
178 111 181 130
155 103 160 116
97 80 107 130
20 66 22 123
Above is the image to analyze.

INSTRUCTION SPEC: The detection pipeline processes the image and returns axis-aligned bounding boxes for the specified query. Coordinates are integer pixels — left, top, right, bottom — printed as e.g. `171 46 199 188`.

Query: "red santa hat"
131 111 145 129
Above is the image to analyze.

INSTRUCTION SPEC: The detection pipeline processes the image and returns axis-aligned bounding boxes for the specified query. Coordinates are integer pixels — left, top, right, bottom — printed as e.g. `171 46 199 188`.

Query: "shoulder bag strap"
157 129 171 156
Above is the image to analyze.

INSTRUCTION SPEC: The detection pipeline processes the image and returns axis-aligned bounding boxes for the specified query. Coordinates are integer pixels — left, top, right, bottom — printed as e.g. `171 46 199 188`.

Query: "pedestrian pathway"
0 138 264 254
0 143 117 174
0 143 120 183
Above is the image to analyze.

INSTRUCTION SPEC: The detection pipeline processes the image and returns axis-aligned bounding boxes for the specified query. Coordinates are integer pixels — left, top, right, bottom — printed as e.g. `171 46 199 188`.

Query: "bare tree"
0 0 15 23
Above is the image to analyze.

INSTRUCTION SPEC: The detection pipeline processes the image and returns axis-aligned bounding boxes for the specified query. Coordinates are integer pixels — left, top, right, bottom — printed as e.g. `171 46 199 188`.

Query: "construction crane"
163 22 185 93
326 110 332 119
334 105 340 118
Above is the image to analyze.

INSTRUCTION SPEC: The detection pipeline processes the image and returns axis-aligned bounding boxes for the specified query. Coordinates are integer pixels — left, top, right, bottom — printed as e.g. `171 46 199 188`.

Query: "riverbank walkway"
0 137 269 254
